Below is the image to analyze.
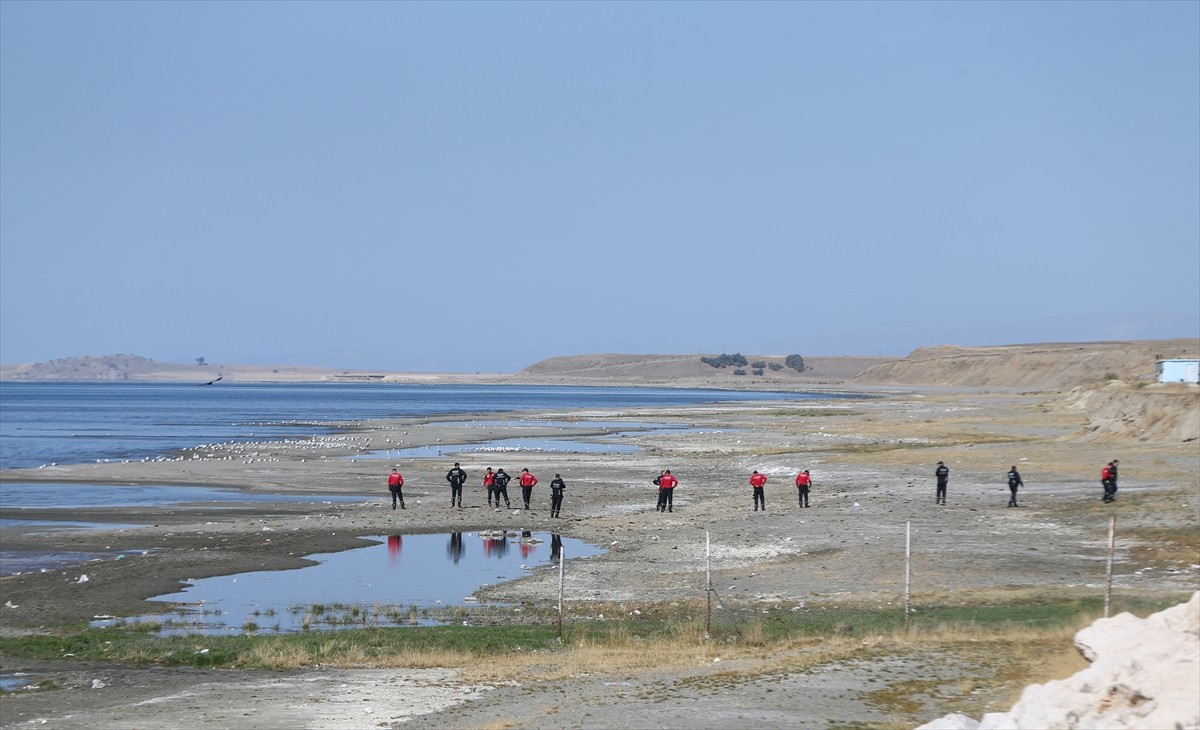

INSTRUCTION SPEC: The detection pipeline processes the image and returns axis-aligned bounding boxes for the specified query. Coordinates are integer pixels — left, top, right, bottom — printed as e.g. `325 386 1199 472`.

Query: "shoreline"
2 386 1198 728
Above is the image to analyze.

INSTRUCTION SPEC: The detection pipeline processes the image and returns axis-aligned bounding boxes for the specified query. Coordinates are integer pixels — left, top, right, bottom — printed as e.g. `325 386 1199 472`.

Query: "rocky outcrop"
920 592 1200 729
1062 382 1200 443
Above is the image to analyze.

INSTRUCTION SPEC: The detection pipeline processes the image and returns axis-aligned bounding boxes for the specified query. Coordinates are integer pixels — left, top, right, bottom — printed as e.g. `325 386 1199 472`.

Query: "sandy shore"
2 385 1197 728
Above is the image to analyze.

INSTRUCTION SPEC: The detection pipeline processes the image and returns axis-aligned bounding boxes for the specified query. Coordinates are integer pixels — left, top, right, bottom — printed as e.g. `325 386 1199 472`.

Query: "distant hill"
510 353 892 387
851 339 1199 389
0 355 350 383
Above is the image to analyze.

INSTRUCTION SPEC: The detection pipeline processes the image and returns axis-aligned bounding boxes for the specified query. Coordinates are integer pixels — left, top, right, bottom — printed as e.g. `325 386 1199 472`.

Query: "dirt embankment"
1062 382 1200 443
852 339 1199 390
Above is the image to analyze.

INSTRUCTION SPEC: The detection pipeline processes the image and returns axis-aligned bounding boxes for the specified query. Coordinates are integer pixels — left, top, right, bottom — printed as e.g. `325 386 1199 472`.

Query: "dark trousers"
1008 485 1019 506
1103 479 1117 502
798 487 809 507
496 485 510 506
551 491 564 516
936 482 947 504
485 485 495 505
753 486 765 510
390 487 405 508
657 488 673 511
521 486 533 508
450 483 463 506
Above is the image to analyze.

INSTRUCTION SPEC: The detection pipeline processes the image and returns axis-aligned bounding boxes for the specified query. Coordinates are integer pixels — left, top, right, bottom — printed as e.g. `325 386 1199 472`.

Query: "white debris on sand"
919 591 1200 730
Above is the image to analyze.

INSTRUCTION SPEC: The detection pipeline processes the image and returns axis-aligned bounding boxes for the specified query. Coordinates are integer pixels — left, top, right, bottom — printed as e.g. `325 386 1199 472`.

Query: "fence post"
557 546 565 641
1105 516 1116 618
705 531 712 637
904 521 912 633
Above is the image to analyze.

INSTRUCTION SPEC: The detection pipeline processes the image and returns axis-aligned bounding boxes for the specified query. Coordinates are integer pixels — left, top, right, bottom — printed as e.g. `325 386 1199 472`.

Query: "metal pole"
706 531 712 636
557 546 565 641
904 521 911 633
1105 516 1116 618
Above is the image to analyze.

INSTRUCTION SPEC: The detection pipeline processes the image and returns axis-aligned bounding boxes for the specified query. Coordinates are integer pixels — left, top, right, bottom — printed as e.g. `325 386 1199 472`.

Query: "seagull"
201 375 224 386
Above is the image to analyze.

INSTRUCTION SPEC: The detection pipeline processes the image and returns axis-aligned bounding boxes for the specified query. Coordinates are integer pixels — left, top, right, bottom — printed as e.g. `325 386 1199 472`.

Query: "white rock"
921 592 1200 730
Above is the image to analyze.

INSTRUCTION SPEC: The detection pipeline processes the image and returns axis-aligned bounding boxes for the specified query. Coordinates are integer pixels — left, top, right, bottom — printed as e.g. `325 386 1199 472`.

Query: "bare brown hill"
852 339 1199 390
510 353 891 387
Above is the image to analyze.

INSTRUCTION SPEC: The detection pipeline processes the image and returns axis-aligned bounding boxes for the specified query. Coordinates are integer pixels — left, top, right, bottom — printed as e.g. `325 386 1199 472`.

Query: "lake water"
94 531 601 635
0 382 836 470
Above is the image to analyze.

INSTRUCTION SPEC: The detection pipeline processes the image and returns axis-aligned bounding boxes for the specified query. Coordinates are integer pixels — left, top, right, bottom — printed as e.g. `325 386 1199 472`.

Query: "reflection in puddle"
95 531 601 635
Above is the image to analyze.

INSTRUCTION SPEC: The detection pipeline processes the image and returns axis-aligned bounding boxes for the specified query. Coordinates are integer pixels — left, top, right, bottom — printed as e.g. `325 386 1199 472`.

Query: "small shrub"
733 368 746 376
785 354 806 372
768 363 783 371
752 368 764 376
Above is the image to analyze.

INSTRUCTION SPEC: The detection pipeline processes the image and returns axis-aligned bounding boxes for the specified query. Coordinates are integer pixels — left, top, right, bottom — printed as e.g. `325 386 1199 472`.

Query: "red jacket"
483 472 495 487
658 473 678 490
749 473 767 488
388 472 403 488
1101 465 1112 481
519 472 538 487
795 472 811 488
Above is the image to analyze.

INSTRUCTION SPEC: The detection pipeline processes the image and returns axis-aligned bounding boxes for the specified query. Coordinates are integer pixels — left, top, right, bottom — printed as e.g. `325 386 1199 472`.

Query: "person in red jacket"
387 468 405 510
518 468 539 510
750 470 768 511
483 467 496 507
795 470 812 507
656 469 678 512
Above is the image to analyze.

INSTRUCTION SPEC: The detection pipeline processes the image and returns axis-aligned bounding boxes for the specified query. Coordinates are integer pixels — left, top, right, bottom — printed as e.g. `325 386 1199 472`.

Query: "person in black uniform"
492 468 512 509
935 461 949 505
1007 466 1024 507
549 473 566 518
446 462 468 509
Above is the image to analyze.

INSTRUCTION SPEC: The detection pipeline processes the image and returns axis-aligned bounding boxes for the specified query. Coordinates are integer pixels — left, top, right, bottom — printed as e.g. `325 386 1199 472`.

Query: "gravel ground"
2 386 1197 728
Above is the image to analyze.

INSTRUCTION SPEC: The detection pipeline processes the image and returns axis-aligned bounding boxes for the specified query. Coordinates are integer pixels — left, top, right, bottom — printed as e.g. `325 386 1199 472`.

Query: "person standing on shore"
795 469 812 507
493 468 512 509
446 462 468 509
387 468 406 510
483 467 496 507
518 468 539 510
656 470 678 512
549 473 566 518
935 461 949 505
1007 465 1024 507
1102 459 1120 503
750 470 767 511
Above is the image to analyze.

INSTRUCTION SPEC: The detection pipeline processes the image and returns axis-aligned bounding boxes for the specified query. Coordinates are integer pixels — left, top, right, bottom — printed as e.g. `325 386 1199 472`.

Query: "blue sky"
2 1 1197 373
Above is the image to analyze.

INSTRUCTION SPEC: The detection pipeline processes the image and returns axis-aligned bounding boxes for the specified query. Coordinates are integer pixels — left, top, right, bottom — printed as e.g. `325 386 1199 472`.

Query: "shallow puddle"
95 531 602 635
356 437 642 459
0 482 362 509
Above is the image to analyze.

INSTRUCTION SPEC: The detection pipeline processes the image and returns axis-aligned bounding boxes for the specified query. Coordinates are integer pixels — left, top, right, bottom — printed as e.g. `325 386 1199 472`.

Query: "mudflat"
1 383 1197 728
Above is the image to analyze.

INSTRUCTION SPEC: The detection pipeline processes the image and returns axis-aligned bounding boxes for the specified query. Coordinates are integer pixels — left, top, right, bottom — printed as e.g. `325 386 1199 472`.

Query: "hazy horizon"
2 2 1197 372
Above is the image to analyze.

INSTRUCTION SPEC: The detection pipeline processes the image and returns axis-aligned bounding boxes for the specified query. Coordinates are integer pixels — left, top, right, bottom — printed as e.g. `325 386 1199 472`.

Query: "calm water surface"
96 531 600 635
0 382 834 470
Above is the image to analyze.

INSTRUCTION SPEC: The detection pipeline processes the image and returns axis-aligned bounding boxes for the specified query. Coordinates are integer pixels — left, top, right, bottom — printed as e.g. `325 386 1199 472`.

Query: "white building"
1156 359 1199 384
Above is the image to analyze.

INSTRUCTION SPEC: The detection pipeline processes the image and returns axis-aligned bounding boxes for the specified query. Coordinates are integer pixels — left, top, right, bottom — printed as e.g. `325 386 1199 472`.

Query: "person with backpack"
483 467 496 507
795 469 812 507
387 468 405 510
492 468 512 509
549 473 566 518
656 469 678 512
446 462 468 509
750 470 767 511
1007 466 1024 507
518 468 539 510
934 461 949 505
